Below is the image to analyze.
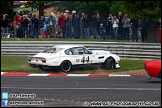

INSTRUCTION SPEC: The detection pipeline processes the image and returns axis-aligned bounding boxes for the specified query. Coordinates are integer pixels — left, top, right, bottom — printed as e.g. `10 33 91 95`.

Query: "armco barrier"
1 41 161 60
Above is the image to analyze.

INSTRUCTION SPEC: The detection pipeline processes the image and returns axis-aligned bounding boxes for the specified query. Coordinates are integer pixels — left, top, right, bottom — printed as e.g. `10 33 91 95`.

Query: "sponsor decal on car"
76 59 80 62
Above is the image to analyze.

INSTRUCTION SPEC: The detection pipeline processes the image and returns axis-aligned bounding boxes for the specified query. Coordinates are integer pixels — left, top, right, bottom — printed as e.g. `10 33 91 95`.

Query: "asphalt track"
1 76 161 107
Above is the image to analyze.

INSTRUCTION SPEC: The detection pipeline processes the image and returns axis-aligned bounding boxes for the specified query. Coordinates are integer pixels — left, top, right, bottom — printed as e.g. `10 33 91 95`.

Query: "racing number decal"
81 56 90 63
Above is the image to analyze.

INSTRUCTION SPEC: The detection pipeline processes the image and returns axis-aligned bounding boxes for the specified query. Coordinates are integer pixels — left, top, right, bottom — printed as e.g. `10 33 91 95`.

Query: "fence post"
13 21 17 38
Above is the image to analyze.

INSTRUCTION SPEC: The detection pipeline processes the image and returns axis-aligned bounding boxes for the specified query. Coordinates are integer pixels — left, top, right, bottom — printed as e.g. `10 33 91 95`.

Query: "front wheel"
104 57 115 70
158 71 161 79
60 60 72 72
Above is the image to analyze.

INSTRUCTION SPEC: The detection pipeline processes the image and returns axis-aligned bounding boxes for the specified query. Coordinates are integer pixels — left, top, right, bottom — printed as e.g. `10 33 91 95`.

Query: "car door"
71 47 96 65
70 47 83 65
82 47 96 64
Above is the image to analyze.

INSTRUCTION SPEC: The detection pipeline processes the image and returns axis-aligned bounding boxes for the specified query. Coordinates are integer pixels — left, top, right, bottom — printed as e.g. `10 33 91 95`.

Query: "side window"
78 48 84 54
64 49 72 55
71 48 79 55
82 47 92 54
71 47 84 55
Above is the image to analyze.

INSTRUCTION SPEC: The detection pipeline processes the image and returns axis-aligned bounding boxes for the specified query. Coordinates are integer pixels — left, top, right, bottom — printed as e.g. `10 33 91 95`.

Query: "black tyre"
38 65 44 70
104 57 115 70
60 60 72 72
158 71 161 79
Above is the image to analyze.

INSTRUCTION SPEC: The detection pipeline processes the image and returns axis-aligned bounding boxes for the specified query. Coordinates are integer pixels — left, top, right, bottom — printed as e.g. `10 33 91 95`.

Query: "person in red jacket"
58 13 66 38
13 12 21 27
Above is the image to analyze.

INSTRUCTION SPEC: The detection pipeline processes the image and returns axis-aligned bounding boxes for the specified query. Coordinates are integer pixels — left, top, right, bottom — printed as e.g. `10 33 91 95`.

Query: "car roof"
53 45 84 49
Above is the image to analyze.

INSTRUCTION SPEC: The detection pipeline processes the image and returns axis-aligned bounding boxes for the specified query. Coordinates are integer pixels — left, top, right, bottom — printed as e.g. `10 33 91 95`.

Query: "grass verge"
1 55 146 74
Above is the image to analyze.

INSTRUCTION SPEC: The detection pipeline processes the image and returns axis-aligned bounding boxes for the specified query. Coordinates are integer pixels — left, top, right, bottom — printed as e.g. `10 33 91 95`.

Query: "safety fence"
1 41 161 60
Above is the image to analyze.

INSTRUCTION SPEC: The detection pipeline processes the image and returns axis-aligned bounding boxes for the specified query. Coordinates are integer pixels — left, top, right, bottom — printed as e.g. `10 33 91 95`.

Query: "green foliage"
120 1 161 22
24 1 55 9
19 10 31 16
1 1 16 20
57 1 112 22
56 1 160 22
109 1 127 16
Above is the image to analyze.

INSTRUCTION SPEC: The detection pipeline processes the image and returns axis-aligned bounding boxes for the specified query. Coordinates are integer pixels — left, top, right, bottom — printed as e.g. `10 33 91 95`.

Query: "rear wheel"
104 57 115 70
38 65 44 70
60 60 72 72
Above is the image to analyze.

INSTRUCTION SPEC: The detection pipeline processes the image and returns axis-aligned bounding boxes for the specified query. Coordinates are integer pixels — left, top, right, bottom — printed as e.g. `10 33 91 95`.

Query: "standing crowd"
1 9 149 42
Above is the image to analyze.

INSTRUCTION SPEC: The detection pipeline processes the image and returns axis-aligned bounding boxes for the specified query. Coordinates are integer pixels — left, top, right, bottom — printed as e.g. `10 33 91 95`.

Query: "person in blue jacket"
99 23 106 39
47 14 56 37
42 21 48 38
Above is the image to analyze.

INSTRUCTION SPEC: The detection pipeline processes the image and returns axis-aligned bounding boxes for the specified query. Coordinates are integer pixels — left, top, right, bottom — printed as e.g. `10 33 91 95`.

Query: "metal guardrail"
1 41 161 60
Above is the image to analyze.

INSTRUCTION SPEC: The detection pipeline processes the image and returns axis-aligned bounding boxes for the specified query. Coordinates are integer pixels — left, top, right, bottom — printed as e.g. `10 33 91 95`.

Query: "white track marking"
67 74 89 76
109 74 130 77
28 74 50 76
1 87 161 91
1 72 5 75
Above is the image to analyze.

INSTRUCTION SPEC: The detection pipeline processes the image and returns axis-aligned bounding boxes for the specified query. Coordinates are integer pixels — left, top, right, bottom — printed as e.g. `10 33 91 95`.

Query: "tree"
57 1 112 22
109 1 127 16
24 1 55 35
1 1 16 21
120 1 161 43
24 1 56 20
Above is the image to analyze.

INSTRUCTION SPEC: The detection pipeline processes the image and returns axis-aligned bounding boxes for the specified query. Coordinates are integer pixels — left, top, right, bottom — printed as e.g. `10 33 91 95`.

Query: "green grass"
1 36 136 42
1 55 146 74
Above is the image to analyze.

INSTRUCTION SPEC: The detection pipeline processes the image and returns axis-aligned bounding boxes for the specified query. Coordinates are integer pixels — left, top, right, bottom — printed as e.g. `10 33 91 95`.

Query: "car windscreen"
42 47 64 53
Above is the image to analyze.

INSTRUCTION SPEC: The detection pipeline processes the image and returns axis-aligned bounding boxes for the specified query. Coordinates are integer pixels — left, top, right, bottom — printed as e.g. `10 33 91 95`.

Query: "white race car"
27 45 120 72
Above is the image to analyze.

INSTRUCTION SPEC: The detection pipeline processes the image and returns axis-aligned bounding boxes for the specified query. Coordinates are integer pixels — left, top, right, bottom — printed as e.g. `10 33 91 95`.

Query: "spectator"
107 13 113 39
58 13 66 38
72 10 76 18
159 19 161 28
71 10 76 37
47 13 56 37
1 14 9 33
13 12 21 27
27 15 32 37
42 21 48 38
8 22 14 38
72 14 80 39
21 15 29 38
105 20 112 40
82 13 90 39
99 23 106 39
39 15 46 37
91 15 100 39
64 10 73 39
17 23 23 38
51 9 58 27
140 20 147 42
31 15 39 38
118 12 123 40
80 13 85 38
112 16 119 40
130 17 139 42
122 14 130 40
96 13 101 36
